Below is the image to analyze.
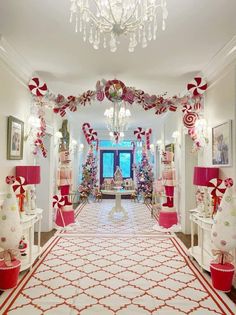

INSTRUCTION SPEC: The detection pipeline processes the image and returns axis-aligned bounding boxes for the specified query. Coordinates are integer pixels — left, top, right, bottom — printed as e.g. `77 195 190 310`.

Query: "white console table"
20 208 43 271
189 209 236 276
189 209 214 271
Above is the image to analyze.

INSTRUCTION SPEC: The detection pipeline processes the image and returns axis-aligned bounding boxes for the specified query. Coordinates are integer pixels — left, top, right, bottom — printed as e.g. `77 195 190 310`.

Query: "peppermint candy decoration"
134 127 145 141
193 101 202 111
123 89 134 104
87 129 97 143
12 176 26 195
187 77 207 96
183 112 198 128
169 105 177 112
96 90 105 101
208 178 226 197
5 176 16 185
28 77 48 97
67 96 77 112
224 178 233 188
155 106 167 115
182 104 192 113
52 195 66 208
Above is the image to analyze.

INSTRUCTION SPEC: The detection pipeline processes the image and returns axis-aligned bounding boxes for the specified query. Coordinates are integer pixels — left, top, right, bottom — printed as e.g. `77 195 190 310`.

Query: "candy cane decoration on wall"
82 123 98 145
134 127 145 141
145 128 152 150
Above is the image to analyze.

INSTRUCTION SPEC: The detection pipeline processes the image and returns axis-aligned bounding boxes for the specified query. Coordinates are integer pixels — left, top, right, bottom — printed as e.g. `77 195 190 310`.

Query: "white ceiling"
0 0 236 135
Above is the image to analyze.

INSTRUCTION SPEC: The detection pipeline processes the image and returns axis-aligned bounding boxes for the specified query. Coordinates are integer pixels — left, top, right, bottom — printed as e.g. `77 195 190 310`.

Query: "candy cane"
28 77 48 97
187 77 207 96
208 178 226 213
146 128 152 150
155 106 167 115
134 127 145 141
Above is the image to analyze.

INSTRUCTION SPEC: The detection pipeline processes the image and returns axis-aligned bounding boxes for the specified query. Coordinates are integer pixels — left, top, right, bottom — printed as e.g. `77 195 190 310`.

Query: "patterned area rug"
1 236 235 314
1 200 235 314
61 200 171 235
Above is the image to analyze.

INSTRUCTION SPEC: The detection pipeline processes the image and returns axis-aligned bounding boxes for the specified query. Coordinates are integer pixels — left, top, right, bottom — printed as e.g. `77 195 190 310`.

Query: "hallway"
0 201 235 314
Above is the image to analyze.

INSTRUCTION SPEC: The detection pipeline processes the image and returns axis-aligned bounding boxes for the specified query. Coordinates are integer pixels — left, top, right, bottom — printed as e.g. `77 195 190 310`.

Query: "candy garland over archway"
28 77 208 157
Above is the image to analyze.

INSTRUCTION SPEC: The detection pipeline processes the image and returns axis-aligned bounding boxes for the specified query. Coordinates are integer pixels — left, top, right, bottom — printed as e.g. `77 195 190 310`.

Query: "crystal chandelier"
104 103 131 133
69 0 168 52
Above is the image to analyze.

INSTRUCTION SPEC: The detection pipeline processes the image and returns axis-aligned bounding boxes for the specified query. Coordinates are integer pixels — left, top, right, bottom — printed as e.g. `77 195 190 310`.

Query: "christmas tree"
135 146 154 197
79 145 98 196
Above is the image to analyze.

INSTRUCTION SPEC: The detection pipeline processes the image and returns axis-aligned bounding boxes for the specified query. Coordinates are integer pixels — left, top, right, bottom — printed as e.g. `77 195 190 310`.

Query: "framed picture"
212 120 232 166
7 116 24 160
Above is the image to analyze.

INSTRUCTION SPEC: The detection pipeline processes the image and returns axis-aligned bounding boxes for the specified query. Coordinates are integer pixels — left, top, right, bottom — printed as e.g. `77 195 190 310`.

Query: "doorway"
100 149 133 185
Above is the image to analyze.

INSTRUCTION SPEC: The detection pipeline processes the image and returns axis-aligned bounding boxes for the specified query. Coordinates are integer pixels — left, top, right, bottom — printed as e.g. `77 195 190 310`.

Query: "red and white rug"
1 235 235 314
61 200 171 236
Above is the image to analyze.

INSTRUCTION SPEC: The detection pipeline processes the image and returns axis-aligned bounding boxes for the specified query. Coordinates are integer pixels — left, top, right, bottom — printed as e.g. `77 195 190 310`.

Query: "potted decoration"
210 186 236 292
0 188 22 290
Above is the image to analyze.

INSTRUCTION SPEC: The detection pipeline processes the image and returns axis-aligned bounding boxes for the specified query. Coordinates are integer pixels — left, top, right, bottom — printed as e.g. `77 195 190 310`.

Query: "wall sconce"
79 143 84 151
24 116 40 141
150 143 155 154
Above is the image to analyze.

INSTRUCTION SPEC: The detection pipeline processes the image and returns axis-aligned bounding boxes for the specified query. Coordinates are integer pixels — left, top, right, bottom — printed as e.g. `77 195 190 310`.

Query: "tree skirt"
0 235 235 314
60 200 172 236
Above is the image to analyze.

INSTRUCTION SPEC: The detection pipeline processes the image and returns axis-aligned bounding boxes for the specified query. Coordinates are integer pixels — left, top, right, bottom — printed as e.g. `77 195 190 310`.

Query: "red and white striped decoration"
208 178 226 198
28 77 48 97
86 128 98 144
155 106 167 115
169 104 177 112
187 77 207 96
134 127 145 141
182 104 192 113
183 112 198 129
145 128 152 150
12 176 26 195
5 176 16 185
52 195 66 209
224 178 234 188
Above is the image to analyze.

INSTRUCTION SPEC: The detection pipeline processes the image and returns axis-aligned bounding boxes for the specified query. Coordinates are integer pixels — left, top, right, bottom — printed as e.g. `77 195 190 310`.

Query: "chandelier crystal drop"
104 103 131 133
69 0 168 52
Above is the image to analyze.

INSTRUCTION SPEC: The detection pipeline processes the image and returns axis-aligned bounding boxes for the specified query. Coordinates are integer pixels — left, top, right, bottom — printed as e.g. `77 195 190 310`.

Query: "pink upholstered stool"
55 209 75 227
159 211 178 228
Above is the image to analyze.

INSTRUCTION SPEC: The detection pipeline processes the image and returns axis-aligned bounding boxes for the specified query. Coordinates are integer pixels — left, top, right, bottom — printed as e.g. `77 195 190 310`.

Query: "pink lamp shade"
15 166 41 184
193 166 219 186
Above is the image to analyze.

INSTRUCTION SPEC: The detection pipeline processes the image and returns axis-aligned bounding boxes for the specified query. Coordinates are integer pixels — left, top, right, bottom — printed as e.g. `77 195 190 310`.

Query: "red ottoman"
55 209 75 227
0 260 21 290
210 263 235 292
159 211 178 228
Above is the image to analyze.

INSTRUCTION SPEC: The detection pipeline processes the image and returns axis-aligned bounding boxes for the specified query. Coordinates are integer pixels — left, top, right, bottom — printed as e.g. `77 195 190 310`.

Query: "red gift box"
0 259 21 290
55 209 75 227
159 211 177 228
210 263 235 292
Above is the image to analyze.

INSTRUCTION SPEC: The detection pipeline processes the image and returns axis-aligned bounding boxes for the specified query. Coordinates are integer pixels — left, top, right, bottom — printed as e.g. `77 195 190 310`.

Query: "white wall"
0 59 32 193
199 66 236 181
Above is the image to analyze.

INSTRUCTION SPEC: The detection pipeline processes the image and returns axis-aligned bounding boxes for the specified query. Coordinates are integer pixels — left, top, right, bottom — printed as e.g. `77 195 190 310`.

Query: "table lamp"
16 166 41 213
193 166 219 217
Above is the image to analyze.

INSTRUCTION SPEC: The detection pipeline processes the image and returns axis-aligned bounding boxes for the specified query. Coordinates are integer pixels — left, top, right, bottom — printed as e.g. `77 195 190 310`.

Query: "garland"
28 76 208 156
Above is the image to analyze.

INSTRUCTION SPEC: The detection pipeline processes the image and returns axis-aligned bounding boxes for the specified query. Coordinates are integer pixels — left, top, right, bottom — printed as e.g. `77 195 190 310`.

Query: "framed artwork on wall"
7 116 24 160
212 120 232 166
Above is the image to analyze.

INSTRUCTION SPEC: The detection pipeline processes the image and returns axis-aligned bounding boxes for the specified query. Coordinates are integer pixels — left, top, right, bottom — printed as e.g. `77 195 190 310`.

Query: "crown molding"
201 35 236 85
0 35 34 87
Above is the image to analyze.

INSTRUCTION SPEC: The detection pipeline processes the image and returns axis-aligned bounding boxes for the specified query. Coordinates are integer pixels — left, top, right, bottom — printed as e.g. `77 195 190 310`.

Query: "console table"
20 208 43 271
189 209 214 271
101 189 135 218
